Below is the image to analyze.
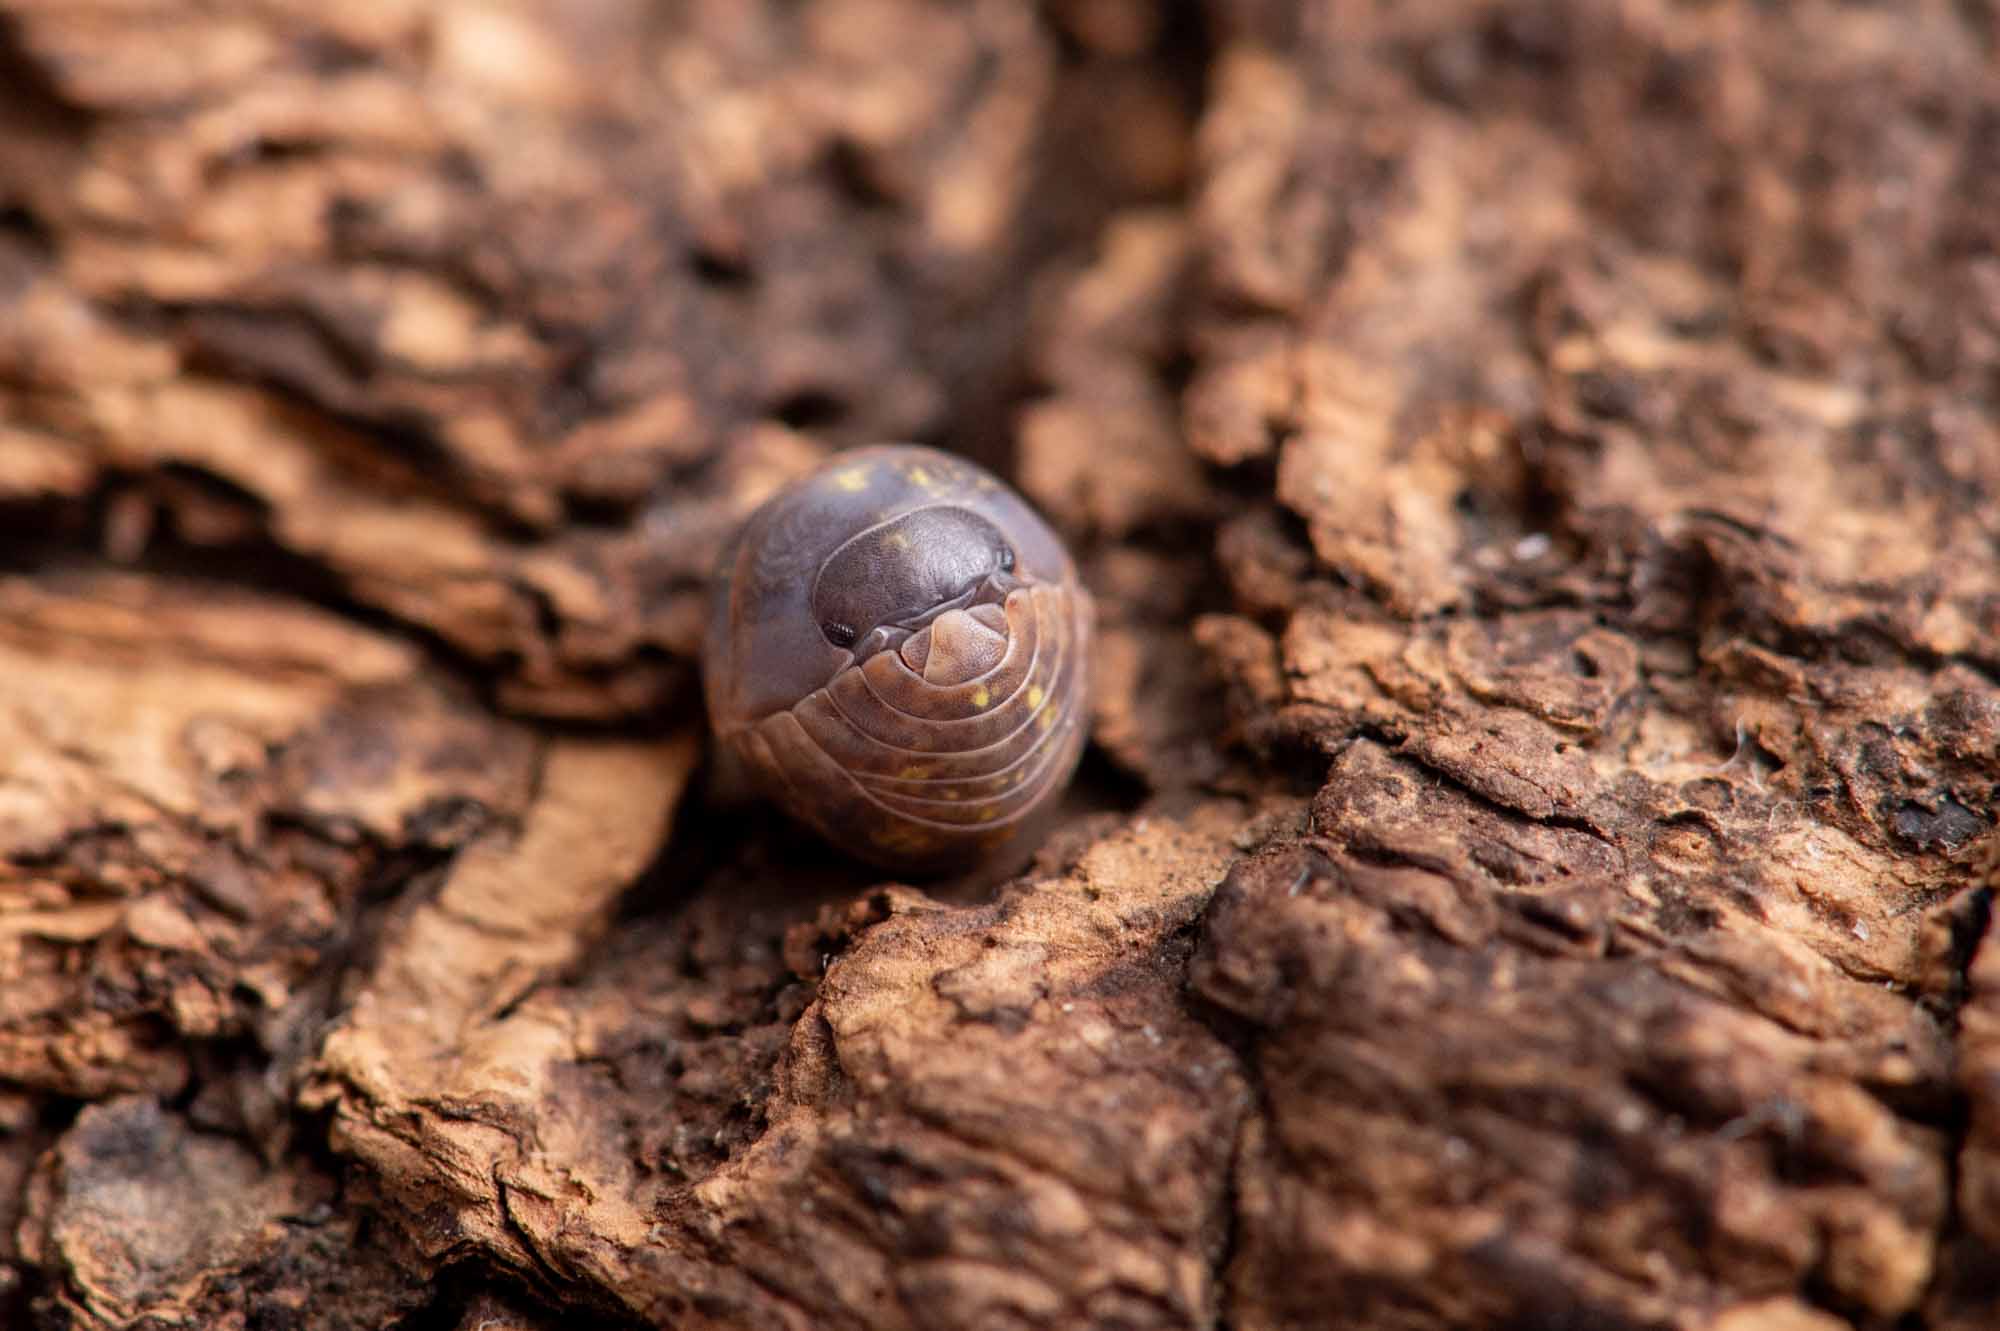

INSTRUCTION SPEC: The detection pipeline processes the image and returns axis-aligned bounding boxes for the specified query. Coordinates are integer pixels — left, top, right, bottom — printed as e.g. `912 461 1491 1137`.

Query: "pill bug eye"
822 621 858 648
997 546 1015 572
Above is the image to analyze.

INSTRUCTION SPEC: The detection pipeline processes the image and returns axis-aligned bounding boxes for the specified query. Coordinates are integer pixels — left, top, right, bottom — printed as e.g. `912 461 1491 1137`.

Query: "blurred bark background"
0 1 1997 1328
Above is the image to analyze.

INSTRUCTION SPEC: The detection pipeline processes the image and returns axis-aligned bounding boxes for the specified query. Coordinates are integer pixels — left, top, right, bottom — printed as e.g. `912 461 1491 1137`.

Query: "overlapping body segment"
704 446 1093 872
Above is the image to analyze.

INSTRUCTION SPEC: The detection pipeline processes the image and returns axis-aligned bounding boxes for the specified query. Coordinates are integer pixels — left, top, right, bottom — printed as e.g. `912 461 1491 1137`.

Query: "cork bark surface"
0 2 1996 1328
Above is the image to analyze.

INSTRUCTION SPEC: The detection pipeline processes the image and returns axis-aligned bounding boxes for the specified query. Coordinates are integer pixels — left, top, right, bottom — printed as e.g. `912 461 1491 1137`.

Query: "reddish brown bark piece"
1196 834 1949 1330
1935 856 2000 1331
1177 2 2000 1326
19 1096 429 1330
1955 845 2000 1251
1 1 1997 1329
307 798 1252 1328
0 571 535 1102
0 0 1066 719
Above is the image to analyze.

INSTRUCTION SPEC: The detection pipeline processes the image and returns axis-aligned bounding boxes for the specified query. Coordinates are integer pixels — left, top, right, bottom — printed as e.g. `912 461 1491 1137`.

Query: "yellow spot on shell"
832 468 868 492
1027 685 1044 709
875 823 933 851
978 805 999 822
908 465 934 488
899 764 929 780
887 531 910 550
1037 708 1055 731
971 686 991 708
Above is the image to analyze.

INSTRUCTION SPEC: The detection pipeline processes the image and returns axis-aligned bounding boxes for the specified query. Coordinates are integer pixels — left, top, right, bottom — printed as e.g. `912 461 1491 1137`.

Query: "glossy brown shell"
704 445 1092 872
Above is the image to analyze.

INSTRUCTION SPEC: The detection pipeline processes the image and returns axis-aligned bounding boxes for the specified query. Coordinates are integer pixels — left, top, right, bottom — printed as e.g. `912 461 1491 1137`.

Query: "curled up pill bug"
703 445 1093 873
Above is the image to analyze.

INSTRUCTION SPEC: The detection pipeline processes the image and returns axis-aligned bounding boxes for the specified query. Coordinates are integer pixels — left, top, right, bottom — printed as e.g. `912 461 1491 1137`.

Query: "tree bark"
0 2 1996 1328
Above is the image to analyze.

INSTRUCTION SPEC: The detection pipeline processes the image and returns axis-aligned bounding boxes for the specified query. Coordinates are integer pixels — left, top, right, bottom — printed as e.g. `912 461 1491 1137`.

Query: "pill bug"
704 445 1092 872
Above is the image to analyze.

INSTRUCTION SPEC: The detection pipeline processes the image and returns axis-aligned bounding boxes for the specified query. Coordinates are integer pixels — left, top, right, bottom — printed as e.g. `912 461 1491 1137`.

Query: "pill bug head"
704 445 1092 873
811 505 1016 658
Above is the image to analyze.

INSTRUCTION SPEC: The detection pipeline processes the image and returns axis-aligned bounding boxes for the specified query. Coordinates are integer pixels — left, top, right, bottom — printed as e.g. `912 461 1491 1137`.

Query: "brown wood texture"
0 2 1996 1328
